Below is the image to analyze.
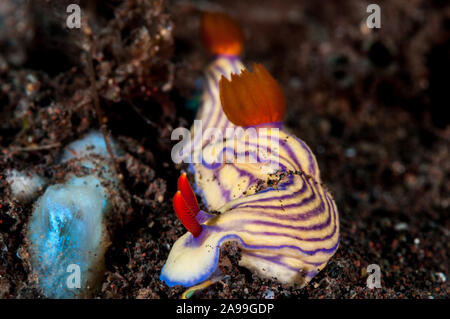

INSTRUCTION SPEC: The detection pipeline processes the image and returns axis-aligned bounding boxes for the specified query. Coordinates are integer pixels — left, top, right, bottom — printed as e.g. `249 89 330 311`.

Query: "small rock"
6 169 46 203
394 222 409 231
263 288 274 299
345 148 356 158
435 272 446 283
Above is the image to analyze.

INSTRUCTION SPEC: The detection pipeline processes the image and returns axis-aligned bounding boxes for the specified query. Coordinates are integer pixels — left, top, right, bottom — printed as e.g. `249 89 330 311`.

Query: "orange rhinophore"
219 63 286 127
173 191 202 238
200 11 244 56
177 172 200 216
173 173 202 237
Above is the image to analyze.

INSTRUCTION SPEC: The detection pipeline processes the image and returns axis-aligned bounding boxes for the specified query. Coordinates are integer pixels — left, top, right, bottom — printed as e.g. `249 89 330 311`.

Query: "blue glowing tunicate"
27 131 120 298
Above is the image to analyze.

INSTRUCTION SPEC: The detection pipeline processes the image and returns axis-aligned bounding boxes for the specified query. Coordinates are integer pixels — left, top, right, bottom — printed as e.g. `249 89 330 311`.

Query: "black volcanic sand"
0 0 448 299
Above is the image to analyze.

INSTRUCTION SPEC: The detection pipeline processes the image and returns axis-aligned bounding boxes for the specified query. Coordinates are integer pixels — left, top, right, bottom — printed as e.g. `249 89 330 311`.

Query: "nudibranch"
161 64 339 289
187 11 246 153
27 131 121 298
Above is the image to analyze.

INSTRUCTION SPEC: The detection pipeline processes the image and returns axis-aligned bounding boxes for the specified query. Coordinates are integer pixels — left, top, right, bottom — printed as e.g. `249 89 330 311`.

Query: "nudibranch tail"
200 11 244 56
181 275 224 299
219 63 286 127
173 188 203 237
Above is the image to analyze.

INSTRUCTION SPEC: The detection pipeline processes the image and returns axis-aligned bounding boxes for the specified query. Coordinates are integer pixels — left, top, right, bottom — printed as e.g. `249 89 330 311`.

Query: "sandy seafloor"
0 0 448 299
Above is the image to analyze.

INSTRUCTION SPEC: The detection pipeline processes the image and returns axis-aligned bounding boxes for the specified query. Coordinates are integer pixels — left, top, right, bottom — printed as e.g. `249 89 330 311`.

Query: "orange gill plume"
200 11 244 56
219 63 286 127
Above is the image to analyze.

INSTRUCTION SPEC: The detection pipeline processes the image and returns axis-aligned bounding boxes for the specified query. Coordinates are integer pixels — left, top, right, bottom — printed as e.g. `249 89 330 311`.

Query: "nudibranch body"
161 64 339 288
188 12 246 154
27 131 121 298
